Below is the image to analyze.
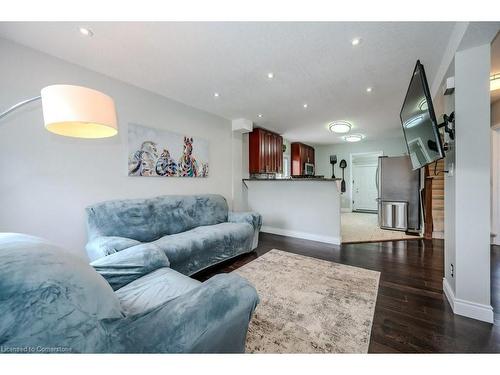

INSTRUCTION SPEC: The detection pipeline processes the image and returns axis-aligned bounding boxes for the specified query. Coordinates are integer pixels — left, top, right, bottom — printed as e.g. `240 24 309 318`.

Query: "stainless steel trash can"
379 200 408 231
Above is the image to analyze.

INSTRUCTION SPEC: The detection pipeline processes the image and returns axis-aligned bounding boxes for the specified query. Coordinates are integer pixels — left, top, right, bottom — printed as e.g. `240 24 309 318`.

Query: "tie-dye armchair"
0 233 259 353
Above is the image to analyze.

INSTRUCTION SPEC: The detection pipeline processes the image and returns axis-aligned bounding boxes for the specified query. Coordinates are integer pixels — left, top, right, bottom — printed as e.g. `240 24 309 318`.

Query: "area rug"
234 249 380 353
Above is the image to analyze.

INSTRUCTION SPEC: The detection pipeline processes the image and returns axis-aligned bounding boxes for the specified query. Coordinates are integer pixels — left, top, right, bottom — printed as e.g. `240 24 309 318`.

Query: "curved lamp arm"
0 96 41 121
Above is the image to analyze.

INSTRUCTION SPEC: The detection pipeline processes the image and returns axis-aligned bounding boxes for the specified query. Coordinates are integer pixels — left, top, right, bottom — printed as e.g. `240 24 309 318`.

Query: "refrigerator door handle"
375 165 380 192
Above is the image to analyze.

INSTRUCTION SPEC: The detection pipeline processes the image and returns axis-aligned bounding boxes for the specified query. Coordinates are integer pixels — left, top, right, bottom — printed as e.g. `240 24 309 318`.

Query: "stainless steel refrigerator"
376 156 420 232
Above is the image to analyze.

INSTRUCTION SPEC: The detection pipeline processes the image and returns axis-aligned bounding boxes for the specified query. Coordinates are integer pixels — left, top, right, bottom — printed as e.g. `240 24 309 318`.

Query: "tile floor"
341 212 420 243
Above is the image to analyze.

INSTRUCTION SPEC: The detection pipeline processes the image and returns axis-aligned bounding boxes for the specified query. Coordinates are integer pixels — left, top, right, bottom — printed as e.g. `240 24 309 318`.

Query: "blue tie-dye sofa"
85 194 262 275
0 233 259 353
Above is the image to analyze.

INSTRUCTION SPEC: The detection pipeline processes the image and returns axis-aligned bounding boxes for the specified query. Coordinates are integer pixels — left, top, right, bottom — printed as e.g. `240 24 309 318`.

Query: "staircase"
429 160 445 239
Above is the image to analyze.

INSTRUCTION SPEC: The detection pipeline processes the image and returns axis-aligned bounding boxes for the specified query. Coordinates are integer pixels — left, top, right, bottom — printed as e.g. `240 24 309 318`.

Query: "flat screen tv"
400 60 444 170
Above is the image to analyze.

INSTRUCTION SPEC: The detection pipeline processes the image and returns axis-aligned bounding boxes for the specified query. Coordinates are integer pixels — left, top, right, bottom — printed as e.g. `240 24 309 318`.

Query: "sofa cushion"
86 194 229 242
152 222 254 275
115 268 201 316
0 233 123 352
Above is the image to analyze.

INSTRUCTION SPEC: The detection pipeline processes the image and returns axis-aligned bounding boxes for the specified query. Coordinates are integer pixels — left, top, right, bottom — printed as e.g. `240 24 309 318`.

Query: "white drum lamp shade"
41 85 118 138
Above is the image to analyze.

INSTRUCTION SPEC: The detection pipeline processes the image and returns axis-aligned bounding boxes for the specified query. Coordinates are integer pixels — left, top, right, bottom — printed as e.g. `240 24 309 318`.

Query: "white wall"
0 38 234 257
492 128 500 246
437 89 456 293
443 43 493 323
246 180 341 244
492 99 500 246
315 137 407 209
231 131 244 211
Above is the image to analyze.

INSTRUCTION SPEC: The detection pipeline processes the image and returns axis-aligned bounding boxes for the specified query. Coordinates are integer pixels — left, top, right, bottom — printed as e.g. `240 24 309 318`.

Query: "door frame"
349 151 383 212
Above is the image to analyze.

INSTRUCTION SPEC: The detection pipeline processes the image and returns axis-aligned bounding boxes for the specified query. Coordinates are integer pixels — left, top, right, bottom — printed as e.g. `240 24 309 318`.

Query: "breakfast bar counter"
243 178 342 244
242 177 340 183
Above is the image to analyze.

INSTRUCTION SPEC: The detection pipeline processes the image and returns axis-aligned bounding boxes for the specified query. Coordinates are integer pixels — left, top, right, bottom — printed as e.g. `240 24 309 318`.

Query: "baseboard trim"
443 278 494 323
261 226 341 245
442 278 455 310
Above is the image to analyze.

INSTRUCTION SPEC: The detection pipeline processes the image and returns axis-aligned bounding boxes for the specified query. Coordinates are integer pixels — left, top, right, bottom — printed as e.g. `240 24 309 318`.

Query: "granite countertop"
243 178 341 182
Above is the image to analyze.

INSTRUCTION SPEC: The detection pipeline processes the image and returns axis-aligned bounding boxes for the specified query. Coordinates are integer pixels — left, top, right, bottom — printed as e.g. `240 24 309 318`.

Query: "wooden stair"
429 160 445 237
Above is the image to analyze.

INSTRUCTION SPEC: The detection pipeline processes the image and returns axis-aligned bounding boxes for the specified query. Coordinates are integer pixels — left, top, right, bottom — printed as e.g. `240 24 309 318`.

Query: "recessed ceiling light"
329 121 352 134
258 114 263 118
79 27 94 37
303 103 308 109
267 72 274 79
213 92 220 98
351 37 362 46
366 87 373 93
344 134 364 142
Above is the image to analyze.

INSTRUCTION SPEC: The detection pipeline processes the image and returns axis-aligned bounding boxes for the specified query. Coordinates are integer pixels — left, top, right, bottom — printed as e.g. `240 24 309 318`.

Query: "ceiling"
0 22 456 144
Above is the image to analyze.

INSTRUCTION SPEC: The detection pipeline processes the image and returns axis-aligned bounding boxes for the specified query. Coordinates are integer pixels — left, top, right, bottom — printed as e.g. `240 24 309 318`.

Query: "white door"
352 164 378 211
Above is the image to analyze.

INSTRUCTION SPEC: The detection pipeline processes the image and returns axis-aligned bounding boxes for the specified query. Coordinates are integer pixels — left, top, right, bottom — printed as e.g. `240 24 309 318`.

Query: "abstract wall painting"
128 123 209 177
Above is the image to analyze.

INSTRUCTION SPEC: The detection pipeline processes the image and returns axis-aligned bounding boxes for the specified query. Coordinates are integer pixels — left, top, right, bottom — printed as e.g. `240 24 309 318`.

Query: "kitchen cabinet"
291 142 315 176
249 128 283 174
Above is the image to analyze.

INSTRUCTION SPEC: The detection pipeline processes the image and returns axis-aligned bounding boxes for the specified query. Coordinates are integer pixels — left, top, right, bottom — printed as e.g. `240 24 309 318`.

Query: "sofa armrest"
85 236 141 262
229 211 262 250
90 243 170 290
107 273 259 353
228 211 262 231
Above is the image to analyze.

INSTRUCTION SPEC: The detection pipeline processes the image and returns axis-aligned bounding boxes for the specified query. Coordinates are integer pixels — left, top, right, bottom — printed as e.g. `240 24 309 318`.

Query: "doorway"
350 152 381 213
342 151 421 243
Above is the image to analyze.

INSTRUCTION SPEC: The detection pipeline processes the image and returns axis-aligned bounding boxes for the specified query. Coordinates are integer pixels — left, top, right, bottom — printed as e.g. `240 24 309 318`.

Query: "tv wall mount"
437 111 455 141
431 111 455 175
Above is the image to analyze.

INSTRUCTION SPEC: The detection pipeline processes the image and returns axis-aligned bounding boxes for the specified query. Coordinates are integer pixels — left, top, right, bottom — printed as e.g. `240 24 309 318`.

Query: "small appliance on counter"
304 162 315 176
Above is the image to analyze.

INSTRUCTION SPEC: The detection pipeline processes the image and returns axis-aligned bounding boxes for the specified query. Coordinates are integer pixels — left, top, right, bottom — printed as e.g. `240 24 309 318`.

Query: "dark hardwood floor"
194 232 500 353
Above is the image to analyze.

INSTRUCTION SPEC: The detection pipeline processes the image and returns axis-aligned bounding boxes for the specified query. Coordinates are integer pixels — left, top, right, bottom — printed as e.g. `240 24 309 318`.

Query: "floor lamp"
0 84 118 138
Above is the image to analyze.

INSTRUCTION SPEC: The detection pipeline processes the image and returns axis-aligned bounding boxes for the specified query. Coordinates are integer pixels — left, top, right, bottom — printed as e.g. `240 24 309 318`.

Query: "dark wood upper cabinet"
249 128 283 174
291 142 315 176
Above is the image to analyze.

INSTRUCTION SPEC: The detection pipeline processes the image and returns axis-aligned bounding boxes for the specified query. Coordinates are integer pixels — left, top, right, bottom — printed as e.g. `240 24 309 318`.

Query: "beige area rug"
342 212 420 243
234 249 380 353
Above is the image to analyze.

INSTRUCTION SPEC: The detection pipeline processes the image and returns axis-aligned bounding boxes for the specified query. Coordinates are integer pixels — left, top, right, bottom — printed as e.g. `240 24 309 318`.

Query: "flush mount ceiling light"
366 87 373 93
303 103 308 109
491 73 500 91
79 27 94 37
329 121 352 134
344 134 364 142
257 114 263 118
213 92 220 98
351 37 362 46
267 72 274 79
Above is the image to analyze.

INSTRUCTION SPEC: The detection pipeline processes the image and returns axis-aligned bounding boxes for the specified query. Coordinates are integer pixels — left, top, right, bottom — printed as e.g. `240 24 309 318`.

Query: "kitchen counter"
243 177 341 181
243 178 341 244
242 177 341 188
